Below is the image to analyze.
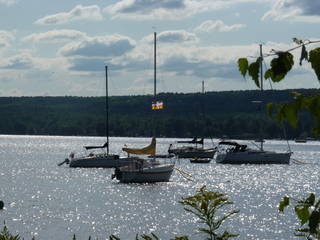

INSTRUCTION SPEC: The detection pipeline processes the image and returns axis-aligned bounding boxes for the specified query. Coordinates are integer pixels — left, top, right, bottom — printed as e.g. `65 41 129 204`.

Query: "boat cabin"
218 141 248 153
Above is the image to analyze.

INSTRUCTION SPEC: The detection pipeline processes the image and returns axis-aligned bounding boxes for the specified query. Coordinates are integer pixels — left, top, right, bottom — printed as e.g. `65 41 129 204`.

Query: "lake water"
0 135 319 240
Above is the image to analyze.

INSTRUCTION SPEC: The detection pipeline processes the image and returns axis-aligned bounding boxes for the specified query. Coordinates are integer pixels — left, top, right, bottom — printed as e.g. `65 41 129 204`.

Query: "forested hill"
0 88 317 139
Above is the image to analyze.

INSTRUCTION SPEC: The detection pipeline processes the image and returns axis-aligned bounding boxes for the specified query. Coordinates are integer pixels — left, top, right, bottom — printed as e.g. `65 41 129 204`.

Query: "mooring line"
175 167 193 181
292 158 308 164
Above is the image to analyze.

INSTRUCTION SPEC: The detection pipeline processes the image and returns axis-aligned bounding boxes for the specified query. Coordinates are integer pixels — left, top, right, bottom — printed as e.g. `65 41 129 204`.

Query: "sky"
1 0 320 97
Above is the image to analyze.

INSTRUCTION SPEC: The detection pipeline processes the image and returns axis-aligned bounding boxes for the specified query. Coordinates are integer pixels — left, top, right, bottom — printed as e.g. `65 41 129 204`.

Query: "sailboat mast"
105 66 109 155
259 44 264 150
201 81 204 140
153 32 157 137
202 80 204 118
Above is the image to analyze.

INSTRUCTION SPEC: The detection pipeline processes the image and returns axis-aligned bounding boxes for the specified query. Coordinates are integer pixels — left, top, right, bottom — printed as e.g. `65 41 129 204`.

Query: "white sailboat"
215 140 291 164
59 66 134 168
112 32 175 183
216 45 292 164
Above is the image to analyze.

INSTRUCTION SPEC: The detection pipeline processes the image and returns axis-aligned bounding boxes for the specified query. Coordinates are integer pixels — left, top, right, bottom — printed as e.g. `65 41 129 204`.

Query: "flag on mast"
152 101 163 110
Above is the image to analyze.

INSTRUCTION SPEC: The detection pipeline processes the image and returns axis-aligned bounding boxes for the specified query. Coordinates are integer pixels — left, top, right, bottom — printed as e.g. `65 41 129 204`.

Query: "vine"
279 193 320 239
238 38 320 138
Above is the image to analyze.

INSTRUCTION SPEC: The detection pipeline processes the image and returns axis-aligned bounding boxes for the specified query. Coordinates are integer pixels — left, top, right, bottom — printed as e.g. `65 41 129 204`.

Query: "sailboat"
111 32 175 183
168 138 216 158
168 82 216 158
59 66 134 168
215 45 292 164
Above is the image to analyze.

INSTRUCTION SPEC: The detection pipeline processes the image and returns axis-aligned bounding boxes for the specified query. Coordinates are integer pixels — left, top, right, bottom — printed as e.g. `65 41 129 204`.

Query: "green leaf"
290 91 306 109
279 196 290 212
238 58 248 78
267 102 274 118
309 47 320 82
269 52 294 82
264 68 273 80
306 193 316 206
275 105 285 125
305 95 320 116
308 210 320 234
248 58 261 88
281 104 299 129
295 205 311 226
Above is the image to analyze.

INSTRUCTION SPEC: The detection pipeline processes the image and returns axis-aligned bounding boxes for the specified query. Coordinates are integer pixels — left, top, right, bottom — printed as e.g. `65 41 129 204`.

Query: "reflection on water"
0 135 319 239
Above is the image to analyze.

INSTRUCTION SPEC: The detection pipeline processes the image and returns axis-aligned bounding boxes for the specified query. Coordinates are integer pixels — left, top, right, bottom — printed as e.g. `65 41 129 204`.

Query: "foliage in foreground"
279 193 320 239
0 222 20 240
178 185 239 240
0 222 35 240
238 38 320 139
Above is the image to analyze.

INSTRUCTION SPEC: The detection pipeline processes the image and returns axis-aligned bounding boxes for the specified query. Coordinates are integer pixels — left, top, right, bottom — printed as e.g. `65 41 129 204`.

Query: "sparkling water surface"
0 135 319 239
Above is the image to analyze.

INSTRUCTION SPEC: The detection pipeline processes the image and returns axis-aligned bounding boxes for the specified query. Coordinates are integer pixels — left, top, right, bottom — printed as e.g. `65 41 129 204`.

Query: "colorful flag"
152 101 164 110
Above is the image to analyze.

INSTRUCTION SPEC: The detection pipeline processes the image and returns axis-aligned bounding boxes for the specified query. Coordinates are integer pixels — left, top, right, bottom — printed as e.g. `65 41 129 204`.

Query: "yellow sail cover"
122 137 156 155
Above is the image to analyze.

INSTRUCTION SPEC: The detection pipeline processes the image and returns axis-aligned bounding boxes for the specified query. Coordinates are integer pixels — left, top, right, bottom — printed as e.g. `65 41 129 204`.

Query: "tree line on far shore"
0 88 316 140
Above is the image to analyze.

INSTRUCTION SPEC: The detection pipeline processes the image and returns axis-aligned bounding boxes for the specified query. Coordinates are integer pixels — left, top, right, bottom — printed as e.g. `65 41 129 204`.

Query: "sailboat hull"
216 151 291 164
69 155 132 168
175 148 216 158
114 162 175 183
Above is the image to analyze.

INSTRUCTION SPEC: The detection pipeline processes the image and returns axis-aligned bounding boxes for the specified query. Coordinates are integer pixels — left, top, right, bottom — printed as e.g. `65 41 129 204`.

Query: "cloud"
0 0 18 6
141 30 198 44
0 53 34 69
110 0 185 13
41 91 51 96
262 0 320 22
161 52 239 79
8 88 24 96
35 5 103 25
68 57 107 72
23 30 87 43
58 34 136 58
194 20 246 33
158 30 198 43
101 36 258 81
94 30 200 73
70 84 84 93
0 30 15 49
104 0 228 20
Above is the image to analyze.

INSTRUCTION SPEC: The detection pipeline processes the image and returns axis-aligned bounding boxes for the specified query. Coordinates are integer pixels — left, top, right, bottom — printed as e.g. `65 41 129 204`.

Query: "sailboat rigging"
112 32 175 183
168 81 216 159
216 44 292 164
59 66 134 168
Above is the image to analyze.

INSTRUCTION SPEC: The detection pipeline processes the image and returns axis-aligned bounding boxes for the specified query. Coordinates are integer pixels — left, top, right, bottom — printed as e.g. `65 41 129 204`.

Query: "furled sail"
122 137 156 155
84 142 108 150
177 138 203 145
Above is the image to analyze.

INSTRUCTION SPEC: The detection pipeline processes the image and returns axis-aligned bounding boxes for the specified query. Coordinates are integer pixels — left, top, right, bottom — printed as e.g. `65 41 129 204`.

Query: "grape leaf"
248 58 261 88
295 205 311 226
267 102 274 118
309 47 320 82
279 196 290 212
238 58 248 78
281 104 299 129
269 52 294 82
